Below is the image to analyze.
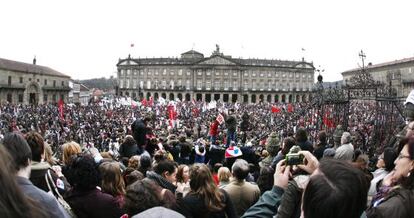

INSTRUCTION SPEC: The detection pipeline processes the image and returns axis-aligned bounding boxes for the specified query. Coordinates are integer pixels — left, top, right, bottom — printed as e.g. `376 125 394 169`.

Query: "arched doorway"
214 94 220 101
302 95 306 102
161 93 166 99
296 95 300 103
267 94 271 102
25 82 40 104
177 93 183 101
281 94 286 103
154 93 159 100
275 95 279 103
288 95 293 103
251 94 256 103
231 94 237 103
259 94 264 102
223 94 229 102
185 93 191 101
196 93 202 101
206 94 212 102
243 94 248 103
169 93 174 101
146 92 151 100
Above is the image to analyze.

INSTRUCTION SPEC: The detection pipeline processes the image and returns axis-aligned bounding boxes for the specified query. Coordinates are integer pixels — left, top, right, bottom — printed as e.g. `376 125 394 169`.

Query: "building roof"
181 50 204 56
79 84 90 92
118 54 313 69
342 56 414 75
0 57 70 78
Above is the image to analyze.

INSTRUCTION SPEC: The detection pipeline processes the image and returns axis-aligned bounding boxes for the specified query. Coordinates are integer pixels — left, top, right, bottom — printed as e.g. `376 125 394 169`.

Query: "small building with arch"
0 57 71 104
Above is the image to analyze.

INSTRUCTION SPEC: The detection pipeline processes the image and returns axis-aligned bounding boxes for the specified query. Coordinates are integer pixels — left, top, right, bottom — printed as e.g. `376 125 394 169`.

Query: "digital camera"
285 145 304 166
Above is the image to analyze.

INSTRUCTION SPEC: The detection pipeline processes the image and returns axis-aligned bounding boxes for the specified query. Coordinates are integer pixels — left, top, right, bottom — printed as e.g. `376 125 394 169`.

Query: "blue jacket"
16 176 69 218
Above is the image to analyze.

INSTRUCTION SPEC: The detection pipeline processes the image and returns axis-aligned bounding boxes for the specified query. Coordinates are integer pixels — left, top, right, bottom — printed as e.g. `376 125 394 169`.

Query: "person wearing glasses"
367 136 414 218
367 148 397 205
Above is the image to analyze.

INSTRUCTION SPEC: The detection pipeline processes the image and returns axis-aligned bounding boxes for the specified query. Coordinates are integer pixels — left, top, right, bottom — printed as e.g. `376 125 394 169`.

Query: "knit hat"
266 132 280 156
225 146 242 159
323 148 336 158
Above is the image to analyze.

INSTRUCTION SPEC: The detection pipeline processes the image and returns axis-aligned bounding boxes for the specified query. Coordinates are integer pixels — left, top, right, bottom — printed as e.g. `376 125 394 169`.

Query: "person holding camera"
242 151 369 218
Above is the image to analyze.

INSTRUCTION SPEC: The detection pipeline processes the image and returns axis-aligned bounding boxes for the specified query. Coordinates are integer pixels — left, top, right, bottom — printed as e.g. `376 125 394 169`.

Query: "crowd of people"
0 97 413 218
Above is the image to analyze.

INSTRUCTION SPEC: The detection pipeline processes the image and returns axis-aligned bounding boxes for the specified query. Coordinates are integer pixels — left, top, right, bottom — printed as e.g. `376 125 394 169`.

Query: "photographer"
242 151 369 218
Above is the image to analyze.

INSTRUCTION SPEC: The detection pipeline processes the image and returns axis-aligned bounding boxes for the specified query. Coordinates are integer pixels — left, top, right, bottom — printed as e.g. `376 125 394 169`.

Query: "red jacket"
209 120 219 136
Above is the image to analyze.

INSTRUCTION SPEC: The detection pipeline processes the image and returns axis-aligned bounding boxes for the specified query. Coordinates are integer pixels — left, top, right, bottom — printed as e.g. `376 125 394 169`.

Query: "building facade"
116 46 315 103
69 83 91 105
0 58 71 105
342 57 414 98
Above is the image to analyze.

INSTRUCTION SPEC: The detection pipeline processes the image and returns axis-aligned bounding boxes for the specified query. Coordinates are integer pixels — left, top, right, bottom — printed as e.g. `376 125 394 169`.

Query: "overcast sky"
1 0 413 82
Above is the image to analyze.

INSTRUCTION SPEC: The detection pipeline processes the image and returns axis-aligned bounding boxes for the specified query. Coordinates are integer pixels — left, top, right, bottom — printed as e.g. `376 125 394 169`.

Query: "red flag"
323 114 335 128
192 108 199 117
141 98 147 107
271 105 281 113
167 104 177 127
287 104 294 113
58 99 64 120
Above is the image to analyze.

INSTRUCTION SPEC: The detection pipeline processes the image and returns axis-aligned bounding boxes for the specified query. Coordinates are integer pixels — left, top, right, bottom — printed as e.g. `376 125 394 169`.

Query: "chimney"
33 56 37 65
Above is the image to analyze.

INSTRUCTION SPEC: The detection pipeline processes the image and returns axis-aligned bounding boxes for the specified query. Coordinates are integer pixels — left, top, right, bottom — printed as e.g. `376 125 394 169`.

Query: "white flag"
216 114 225 124
405 89 414 105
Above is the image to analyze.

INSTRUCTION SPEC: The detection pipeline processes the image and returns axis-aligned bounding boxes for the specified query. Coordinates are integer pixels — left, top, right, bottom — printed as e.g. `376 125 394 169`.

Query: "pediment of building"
118 59 139 66
197 56 238 66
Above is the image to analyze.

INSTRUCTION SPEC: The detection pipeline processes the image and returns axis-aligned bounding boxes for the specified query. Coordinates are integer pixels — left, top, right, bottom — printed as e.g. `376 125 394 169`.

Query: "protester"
178 163 237 218
99 161 126 207
334 132 354 161
147 159 178 194
122 179 175 218
2 132 70 218
225 109 237 147
0 97 411 218
243 151 369 218
367 136 414 217
223 159 260 217
175 164 191 197
259 132 279 169
119 135 140 163
25 131 70 194
217 166 232 188
367 147 397 204
256 166 275 194
64 154 123 218
313 130 328 160
0 143 48 218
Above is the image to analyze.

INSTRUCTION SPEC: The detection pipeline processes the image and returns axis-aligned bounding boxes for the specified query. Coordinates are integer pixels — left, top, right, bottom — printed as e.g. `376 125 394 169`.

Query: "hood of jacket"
31 161 51 171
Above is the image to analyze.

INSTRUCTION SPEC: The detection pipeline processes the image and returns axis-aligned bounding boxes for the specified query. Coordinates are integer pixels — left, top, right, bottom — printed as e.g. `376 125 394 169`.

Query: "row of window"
5 93 64 103
119 69 313 79
7 76 66 87
119 79 313 89
120 79 313 91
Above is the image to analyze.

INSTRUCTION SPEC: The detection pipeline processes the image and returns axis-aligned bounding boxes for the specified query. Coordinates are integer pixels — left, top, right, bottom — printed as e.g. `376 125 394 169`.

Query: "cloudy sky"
1 0 413 82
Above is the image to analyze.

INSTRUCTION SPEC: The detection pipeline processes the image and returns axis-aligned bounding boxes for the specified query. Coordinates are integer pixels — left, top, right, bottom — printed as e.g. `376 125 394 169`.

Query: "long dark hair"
189 164 225 212
0 144 47 218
